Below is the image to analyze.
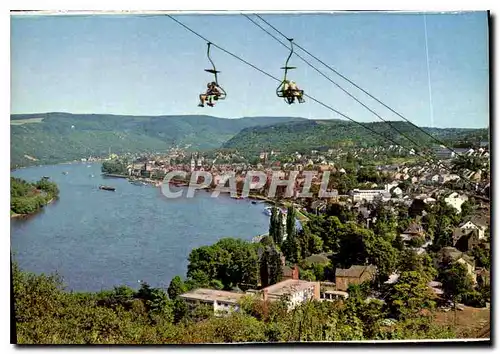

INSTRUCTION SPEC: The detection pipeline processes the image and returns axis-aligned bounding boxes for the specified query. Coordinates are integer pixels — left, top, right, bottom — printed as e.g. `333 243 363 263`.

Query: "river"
10 163 270 292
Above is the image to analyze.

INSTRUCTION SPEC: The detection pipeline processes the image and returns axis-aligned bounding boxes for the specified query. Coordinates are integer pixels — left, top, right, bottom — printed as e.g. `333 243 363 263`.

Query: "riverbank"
12 162 271 292
99 172 309 222
11 176 59 218
102 173 129 179
10 197 55 219
11 159 105 172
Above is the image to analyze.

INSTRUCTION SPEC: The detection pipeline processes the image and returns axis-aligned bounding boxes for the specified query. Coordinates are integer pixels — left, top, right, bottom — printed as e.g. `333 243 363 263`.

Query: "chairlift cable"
253 13 465 158
243 14 424 152
166 14 480 188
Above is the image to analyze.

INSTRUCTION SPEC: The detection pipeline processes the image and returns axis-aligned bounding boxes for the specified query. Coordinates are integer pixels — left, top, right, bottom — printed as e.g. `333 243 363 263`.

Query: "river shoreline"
10 197 56 219
103 173 308 220
12 159 104 172
12 163 271 292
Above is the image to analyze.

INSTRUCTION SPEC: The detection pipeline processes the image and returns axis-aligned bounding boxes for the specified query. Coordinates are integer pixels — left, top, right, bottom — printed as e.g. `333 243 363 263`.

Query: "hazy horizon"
10 111 489 130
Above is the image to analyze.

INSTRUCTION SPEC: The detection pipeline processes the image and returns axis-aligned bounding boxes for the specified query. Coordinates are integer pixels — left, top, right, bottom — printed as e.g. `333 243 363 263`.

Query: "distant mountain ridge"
222 119 489 154
10 112 304 167
11 113 488 168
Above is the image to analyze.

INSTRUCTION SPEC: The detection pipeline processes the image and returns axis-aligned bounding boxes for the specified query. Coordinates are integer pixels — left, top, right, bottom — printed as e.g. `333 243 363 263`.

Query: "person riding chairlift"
198 82 222 107
282 80 305 104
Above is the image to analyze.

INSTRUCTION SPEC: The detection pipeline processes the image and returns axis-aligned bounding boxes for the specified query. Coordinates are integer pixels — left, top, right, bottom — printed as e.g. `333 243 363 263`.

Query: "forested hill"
10 113 304 167
11 113 488 168
222 119 489 154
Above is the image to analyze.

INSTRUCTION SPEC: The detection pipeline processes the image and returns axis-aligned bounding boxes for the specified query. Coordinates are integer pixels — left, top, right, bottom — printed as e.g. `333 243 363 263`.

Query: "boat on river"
99 185 116 191
130 180 147 186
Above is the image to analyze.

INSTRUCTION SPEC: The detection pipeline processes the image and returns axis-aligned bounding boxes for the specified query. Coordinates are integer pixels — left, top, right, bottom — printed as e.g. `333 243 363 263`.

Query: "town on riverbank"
12 138 491 340
73 142 490 339
10 9 491 345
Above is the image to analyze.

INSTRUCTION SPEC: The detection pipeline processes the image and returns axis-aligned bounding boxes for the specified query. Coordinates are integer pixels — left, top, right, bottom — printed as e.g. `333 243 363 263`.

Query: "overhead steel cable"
240 15 481 187
166 15 421 153
243 13 424 152
165 14 479 188
253 13 464 158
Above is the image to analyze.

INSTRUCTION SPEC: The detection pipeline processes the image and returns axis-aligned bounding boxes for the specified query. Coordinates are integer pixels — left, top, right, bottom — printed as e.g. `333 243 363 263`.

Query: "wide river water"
10 162 270 292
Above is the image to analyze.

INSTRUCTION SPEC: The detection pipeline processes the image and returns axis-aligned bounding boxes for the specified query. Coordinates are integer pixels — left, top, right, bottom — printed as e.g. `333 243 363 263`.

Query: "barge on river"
99 185 116 191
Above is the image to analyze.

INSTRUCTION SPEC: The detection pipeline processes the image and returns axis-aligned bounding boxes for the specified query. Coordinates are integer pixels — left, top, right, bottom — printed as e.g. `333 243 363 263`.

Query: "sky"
10 11 489 128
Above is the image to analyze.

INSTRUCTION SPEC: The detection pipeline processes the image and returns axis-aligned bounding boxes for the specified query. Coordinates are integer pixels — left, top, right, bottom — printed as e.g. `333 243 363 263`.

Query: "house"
430 174 440 183
475 268 490 287
261 279 320 310
438 174 460 184
179 288 245 316
321 290 349 302
433 145 455 160
310 200 327 214
452 228 480 252
390 186 403 197
444 192 468 213
434 247 476 283
400 221 426 242
350 188 386 202
282 265 300 281
335 265 377 291
281 257 300 281
458 216 488 240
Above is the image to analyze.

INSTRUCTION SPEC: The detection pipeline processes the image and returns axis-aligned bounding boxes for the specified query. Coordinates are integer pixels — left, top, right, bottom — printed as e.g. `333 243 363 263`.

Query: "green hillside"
222 119 489 154
10 113 304 167
11 113 488 168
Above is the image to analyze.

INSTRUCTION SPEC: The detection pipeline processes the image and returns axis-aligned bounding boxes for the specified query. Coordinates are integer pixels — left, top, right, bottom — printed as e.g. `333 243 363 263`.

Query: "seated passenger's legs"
198 94 207 107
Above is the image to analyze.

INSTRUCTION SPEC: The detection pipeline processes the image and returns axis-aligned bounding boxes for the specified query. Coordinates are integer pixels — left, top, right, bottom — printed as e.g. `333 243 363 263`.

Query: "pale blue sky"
11 12 489 128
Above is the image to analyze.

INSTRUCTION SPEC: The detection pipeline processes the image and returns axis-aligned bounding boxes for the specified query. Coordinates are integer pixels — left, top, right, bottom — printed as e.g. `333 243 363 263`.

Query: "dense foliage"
12 260 456 344
222 119 488 156
10 177 59 215
101 160 129 175
12 195 489 343
186 238 260 290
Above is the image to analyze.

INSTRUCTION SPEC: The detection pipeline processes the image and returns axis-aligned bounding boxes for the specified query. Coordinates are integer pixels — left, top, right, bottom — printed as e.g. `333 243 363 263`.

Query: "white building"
179 288 244 316
444 192 468 213
439 174 461 184
351 189 387 202
320 290 349 302
391 186 403 197
350 184 394 202
262 279 320 310
458 218 488 240
433 145 455 160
